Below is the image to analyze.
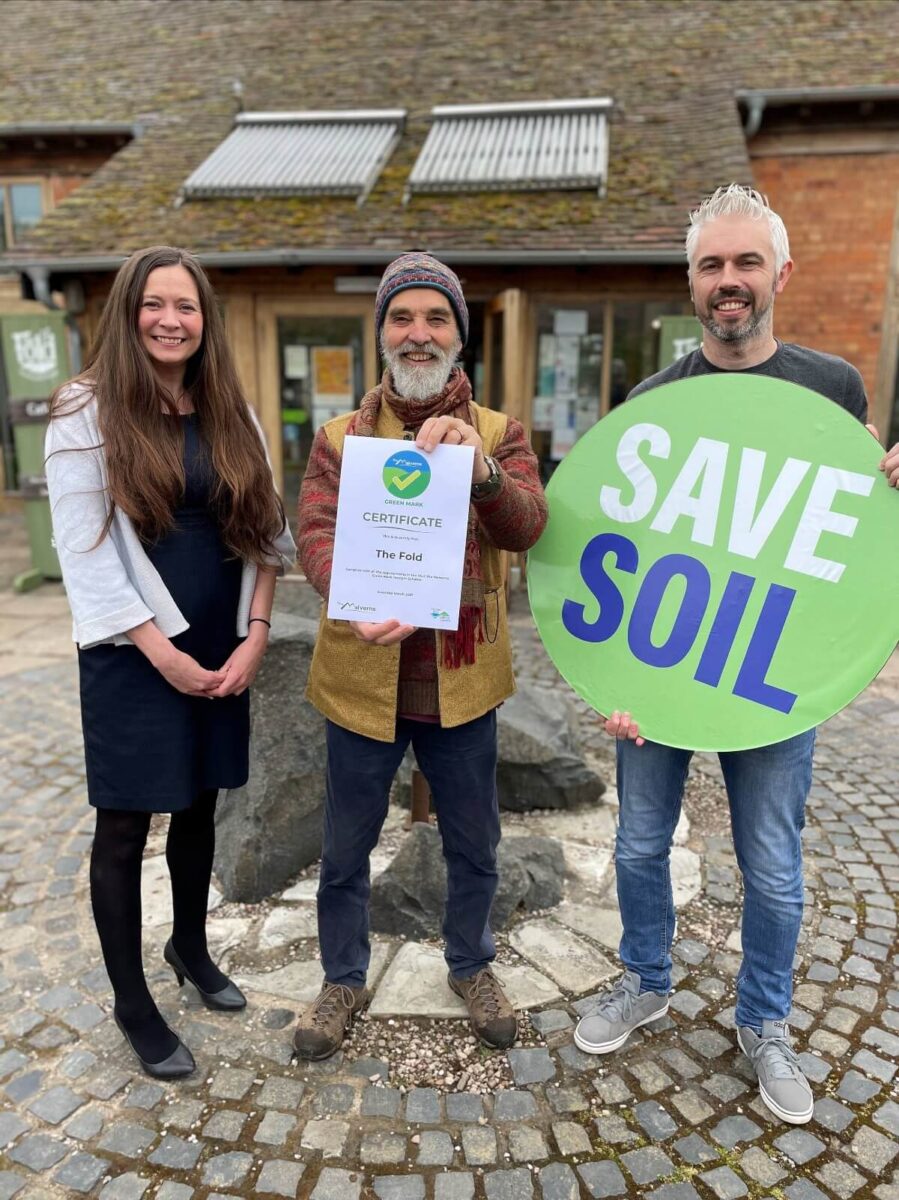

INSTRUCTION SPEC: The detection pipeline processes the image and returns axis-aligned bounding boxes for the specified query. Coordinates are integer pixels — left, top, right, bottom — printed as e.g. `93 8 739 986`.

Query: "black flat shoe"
164 938 247 1012
113 1013 196 1079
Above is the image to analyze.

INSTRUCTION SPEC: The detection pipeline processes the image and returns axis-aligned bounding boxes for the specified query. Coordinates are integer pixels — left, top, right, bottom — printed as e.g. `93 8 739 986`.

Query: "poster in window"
550 398 576 460
554 335 580 401
533 395 555 432
537 333 556 398
312 346 355 430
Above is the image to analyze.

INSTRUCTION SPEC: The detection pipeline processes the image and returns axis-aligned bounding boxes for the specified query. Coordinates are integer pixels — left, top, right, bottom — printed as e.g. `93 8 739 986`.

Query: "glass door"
277 315 365 514
257 297 377 513
530 301 607 481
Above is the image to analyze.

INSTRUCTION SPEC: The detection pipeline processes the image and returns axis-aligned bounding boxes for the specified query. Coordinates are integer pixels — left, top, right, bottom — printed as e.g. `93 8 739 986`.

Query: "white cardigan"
45 385 296 649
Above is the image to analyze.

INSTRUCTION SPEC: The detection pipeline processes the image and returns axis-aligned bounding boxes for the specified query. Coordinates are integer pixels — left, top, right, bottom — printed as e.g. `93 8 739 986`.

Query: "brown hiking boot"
449 967 518 1049
293 982 369 1061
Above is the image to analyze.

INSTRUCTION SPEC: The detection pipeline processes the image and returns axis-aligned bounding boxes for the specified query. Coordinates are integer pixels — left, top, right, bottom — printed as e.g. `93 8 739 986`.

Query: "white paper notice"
553 308 588 336
327 436 475 630
283 345 309 379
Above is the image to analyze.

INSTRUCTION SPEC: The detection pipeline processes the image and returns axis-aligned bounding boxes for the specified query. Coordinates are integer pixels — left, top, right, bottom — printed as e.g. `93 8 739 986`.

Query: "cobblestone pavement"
0 556 898 1200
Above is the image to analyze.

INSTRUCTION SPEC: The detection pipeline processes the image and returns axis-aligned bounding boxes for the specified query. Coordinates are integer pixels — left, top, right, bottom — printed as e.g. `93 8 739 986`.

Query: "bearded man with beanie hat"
295 253 547 1059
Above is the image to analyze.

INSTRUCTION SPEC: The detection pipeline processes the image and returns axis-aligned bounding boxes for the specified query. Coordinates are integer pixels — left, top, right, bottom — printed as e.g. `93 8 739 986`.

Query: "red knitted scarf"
349 368 485 668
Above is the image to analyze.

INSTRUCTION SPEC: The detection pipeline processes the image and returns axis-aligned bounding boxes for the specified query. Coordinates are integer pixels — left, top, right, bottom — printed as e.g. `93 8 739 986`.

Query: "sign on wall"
0 313 70 399
656 316 703 371
527 376 899 751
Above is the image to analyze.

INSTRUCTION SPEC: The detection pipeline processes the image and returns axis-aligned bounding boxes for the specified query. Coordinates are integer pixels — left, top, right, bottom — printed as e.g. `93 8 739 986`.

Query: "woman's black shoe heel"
113 1012 196 1079
164 938 247 1011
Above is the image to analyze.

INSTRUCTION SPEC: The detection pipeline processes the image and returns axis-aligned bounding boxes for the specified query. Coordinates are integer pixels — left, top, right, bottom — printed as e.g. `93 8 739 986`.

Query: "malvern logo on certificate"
328 436 474 630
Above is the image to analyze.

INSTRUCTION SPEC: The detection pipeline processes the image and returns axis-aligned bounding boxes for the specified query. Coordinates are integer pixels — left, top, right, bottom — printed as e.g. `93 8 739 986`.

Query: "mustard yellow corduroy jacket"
305 401 515 742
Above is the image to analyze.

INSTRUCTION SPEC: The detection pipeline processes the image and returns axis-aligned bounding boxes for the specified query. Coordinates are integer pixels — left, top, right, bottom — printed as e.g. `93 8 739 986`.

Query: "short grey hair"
686 184 790 275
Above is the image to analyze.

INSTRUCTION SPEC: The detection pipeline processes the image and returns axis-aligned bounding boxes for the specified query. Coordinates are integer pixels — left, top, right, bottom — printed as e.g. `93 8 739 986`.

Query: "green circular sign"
382 449 431 499
528 375 899 751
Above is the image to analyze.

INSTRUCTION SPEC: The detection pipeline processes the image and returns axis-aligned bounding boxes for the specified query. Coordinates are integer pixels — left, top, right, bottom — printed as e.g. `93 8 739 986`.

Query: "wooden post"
409 768 432 826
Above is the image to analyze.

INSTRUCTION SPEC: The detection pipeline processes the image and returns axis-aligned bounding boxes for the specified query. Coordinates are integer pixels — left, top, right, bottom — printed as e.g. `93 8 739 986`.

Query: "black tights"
90 789 227 1063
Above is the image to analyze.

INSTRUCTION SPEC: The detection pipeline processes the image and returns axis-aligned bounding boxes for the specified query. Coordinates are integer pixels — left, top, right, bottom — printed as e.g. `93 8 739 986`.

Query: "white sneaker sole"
736 1029 813 1125
573 1001 670 1055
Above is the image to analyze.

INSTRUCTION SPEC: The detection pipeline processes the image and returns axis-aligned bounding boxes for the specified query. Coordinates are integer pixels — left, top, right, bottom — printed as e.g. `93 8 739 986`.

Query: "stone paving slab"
140 855 222 928
369 942 562 1017
551 903 623 951
509 920 619 993
235 941 394 1002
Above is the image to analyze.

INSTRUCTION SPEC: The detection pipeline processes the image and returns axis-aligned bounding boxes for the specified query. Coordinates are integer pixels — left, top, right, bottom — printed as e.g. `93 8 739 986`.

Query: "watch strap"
472 455 502 498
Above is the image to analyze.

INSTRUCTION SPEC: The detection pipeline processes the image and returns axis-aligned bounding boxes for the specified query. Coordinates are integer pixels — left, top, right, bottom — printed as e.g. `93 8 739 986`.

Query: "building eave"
4 247 685 275
0 121 138 138
736 85 899 107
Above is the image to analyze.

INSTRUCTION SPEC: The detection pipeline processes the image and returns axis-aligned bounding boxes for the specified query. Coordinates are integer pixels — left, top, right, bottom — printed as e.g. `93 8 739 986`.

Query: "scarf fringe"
443 605 485 668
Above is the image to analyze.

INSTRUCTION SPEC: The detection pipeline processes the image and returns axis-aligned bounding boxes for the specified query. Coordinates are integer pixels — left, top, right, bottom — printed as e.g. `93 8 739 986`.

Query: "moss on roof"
2 0 896 259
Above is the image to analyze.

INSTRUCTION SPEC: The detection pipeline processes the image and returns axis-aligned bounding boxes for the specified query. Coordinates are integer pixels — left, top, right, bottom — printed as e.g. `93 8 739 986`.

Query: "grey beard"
382 338 459 400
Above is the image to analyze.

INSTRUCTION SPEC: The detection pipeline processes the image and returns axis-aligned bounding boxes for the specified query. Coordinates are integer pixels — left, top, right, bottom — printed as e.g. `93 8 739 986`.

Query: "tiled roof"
1 0 896 264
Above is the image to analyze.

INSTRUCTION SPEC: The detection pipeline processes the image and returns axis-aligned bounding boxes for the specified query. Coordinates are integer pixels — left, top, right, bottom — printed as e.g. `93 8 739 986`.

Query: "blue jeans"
615 730 815 1031
318 712 501 987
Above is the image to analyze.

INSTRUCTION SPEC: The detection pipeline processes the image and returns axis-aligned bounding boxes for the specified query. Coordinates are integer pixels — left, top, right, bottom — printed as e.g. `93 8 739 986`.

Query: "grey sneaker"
738 1020 813 1125
574 969 669 1054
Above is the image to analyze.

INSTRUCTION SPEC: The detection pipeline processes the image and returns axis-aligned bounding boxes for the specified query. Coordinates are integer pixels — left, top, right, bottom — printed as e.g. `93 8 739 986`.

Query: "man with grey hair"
295 253 547 1060
574 185 871 1126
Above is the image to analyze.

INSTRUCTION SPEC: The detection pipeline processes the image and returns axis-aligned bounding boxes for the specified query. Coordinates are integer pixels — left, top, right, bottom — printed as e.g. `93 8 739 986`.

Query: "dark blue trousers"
319 711 501 987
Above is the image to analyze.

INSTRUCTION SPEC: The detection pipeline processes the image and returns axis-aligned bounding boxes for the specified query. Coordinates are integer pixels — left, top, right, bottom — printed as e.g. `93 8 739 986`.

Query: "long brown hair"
50 246 285 565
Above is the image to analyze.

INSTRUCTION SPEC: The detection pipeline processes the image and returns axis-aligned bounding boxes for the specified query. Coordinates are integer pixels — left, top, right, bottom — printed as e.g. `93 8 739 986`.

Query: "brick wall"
752 150 899 422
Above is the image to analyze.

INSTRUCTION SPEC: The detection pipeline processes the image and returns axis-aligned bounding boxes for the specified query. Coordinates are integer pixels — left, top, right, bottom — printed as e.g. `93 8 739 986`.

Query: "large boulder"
369 824 448 939
369 824 565 937
496 686 605 811
392 685 605 812
214 614 325 903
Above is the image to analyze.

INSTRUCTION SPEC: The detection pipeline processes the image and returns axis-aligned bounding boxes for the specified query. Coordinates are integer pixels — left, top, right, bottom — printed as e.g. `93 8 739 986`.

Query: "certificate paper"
327 436 475 630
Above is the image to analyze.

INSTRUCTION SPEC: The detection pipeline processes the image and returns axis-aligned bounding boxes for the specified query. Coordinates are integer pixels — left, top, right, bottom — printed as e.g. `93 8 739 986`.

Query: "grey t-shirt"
628 341 868 424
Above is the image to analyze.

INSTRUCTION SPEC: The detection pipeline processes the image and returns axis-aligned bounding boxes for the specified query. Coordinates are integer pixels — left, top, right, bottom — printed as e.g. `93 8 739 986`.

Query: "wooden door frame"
482 288 529 427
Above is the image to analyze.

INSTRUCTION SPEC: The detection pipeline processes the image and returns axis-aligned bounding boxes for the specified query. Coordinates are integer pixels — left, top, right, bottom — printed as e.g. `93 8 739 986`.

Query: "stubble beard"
381 335 461 400
695 285 776 345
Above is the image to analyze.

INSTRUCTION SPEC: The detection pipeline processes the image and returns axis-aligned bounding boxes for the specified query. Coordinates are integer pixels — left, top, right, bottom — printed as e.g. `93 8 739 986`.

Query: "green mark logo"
383 450 431 499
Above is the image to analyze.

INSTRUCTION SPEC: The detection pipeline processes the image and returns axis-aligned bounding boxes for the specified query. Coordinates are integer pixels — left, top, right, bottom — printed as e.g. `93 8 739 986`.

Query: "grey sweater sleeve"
45 398 155 647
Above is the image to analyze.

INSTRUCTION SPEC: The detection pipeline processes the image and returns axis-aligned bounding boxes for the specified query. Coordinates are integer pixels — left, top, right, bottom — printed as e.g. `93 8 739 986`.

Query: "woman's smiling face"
137 264 204 371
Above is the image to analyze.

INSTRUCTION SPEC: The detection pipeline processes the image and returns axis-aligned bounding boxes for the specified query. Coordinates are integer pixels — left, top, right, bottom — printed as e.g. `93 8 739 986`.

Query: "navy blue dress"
78 415 249 811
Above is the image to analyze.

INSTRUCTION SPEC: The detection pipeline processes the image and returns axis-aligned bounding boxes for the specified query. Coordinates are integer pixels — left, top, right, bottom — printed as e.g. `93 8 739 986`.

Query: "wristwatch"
471 455 502 499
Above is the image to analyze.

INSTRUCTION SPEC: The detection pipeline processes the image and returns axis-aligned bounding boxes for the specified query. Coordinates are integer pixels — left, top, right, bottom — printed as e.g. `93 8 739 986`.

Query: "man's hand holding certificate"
327 435 475 631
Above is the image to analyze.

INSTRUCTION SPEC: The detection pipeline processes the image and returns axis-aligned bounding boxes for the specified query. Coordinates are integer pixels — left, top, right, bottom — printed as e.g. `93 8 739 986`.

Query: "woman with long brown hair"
46 246 295 1078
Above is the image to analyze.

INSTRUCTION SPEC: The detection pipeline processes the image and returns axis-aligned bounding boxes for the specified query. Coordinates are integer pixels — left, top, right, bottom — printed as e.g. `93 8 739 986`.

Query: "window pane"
611 301 695 406
277 315 364 513
9 183 43 243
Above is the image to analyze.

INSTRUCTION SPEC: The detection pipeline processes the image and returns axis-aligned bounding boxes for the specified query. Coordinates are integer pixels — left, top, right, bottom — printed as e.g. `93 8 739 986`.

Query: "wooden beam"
408 768 432 826
225 293 258 415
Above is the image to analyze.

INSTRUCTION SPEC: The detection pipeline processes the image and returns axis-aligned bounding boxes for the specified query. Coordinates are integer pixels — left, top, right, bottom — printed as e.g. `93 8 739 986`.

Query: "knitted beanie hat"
375 252 469 347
